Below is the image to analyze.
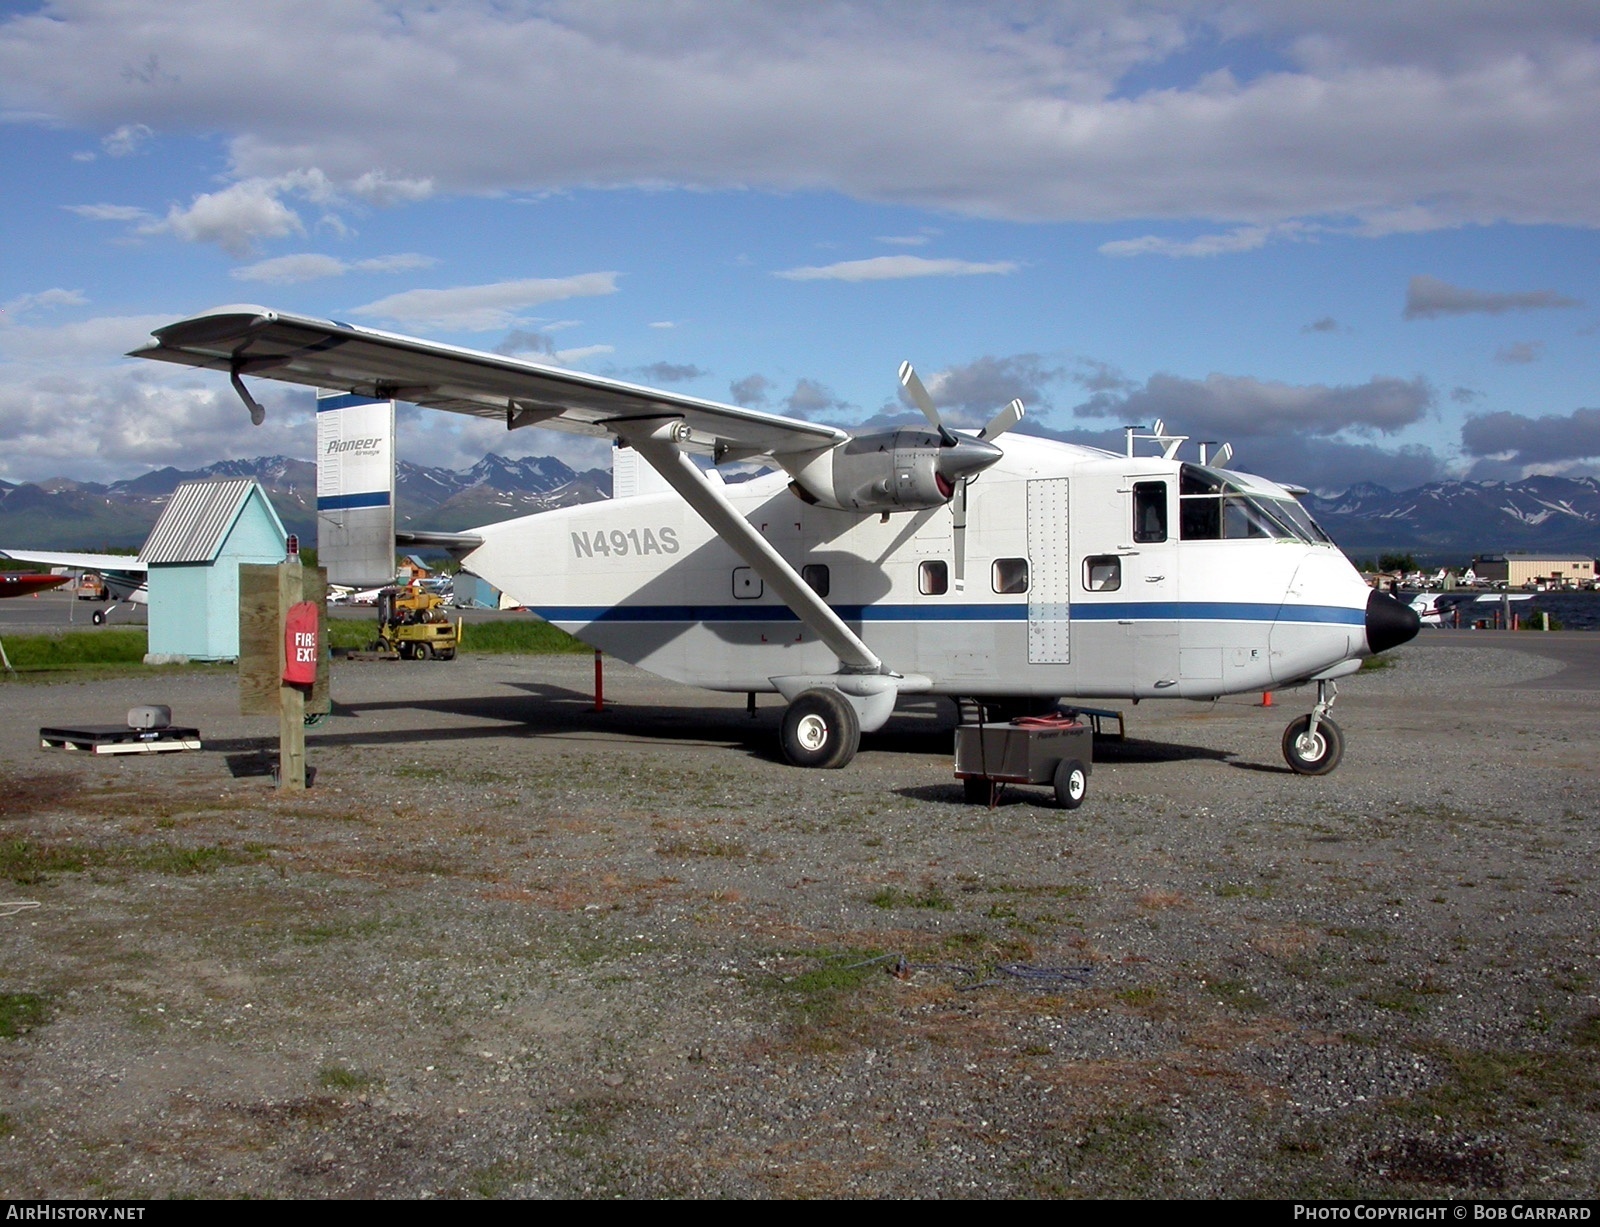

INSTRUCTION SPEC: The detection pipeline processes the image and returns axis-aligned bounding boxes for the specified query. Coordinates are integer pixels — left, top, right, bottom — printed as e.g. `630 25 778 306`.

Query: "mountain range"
2 454 1596 563
0 454 610 551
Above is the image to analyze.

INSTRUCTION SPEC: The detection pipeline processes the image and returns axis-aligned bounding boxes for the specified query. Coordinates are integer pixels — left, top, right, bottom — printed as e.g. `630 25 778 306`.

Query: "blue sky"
1 1 1596 493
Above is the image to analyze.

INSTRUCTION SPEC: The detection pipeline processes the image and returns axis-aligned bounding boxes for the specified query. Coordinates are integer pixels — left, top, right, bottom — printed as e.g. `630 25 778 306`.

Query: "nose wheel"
1282 679 1343 775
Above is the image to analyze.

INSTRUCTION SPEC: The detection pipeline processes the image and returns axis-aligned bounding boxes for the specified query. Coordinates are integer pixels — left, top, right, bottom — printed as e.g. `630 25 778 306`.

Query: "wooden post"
277 559 306 790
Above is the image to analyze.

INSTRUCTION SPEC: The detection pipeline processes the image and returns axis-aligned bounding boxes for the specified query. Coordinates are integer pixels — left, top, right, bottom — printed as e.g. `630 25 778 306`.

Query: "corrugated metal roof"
139 479 263 564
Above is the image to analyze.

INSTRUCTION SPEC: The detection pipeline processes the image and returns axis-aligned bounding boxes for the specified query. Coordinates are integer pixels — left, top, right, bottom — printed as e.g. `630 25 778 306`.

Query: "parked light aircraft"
0 551 147 623
131 306 1420 775
0 571 69 598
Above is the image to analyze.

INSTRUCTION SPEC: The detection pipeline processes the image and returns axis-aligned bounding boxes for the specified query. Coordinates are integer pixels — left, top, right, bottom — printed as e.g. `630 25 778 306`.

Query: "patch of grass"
870 885 953 910
1204 978 1268 1011
0 992 50 1039
0 839 93 884
759 948 886 1048
0 629 147 670
655 838 746 859
1569 1011 1600 1047
457 618 590 655
0 1113 13 1137
1117 986 1163 1008
1 838 269 883
135 843 270 875
1359 655 1392 672
317 1064 381 1090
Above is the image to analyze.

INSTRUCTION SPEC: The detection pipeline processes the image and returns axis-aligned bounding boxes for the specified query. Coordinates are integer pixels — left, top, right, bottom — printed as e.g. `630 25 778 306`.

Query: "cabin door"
1126 475 1180 694
1026 478 1071 664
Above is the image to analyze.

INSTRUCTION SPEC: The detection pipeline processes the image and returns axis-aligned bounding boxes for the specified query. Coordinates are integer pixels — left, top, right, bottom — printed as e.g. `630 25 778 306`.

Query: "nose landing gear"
1282 679 1343 775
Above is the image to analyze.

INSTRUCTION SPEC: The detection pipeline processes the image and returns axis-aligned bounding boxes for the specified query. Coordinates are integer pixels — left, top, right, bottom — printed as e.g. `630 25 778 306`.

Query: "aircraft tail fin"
315 390 397 588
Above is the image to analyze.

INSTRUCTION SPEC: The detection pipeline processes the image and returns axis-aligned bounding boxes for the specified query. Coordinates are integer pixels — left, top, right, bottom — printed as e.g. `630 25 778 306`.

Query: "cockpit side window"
1132 481 1167 543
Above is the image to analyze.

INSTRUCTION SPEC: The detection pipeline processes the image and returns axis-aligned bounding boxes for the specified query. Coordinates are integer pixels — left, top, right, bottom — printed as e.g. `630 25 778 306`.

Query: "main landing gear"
779 688 862 769
1282 678 1343 775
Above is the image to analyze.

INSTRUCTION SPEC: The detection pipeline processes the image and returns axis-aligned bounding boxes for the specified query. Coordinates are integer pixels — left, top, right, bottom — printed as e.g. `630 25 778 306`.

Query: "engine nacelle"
784 428 1001 513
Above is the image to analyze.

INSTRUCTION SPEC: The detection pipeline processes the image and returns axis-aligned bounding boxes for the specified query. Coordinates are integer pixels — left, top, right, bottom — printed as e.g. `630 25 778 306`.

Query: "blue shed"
141 480 287 661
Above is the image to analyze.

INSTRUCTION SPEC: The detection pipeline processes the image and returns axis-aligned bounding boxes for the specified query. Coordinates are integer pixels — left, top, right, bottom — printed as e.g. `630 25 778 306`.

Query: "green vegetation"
456 618 589 654
0 992 50 1039
1 629 147 671
870 884 954 910
327 613 587 654
317 1063 381 1090
0 837 269 883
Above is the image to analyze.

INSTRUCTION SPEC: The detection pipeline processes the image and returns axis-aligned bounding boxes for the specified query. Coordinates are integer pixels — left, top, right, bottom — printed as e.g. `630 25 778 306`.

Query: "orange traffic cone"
1261 691 1273 707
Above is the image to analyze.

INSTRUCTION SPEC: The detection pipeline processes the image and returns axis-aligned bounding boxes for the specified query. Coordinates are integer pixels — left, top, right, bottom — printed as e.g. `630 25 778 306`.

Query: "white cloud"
552 344 614 366
1099 224 1297 258
776 255 1018 282
101 122 151 156
354 273 620 331
0 313 173 363
65 203 152 223
6 4 1599 230
144 178 305 256
350 171 435 205
648 320 676 329
0 288 88 320
231 251 438 283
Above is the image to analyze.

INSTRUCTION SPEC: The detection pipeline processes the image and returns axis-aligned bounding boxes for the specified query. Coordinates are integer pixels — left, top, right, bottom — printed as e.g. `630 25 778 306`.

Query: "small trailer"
954 712 1093 809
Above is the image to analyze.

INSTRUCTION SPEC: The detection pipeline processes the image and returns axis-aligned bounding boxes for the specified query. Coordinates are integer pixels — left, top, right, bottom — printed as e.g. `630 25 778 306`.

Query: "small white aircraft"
131 306 1420 775
0 550 147 624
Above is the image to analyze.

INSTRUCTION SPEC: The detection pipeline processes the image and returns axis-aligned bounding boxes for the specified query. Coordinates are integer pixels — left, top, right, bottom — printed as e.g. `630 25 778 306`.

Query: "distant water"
1405 590 1600 631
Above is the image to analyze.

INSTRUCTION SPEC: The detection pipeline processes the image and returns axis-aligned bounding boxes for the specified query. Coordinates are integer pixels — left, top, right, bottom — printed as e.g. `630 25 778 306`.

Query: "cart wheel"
963 776 991 806
420 642 435 660
1053 759 1088 809
437 648 456 661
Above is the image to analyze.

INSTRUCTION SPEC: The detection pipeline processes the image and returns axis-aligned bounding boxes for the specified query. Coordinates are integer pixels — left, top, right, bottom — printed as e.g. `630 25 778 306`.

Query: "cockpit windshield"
1178 465 1334 544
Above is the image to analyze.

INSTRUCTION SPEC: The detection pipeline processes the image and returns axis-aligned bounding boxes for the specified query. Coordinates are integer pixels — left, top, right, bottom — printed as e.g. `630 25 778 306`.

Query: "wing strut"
616 418 883 675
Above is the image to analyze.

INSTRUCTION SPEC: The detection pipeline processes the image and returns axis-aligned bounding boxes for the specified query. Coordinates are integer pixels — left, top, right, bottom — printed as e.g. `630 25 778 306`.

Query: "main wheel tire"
780 689 861 769
963 776 992 806
1282 714 1344 775
91 610 106 626
1053 758 1088 809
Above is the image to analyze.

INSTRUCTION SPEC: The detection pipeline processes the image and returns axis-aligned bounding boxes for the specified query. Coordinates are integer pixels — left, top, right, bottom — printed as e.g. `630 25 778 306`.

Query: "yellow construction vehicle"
374 586 460 660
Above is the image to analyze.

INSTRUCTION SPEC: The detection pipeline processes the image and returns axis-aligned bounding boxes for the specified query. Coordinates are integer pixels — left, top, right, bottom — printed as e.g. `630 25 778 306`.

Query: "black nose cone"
1366 588 1421 655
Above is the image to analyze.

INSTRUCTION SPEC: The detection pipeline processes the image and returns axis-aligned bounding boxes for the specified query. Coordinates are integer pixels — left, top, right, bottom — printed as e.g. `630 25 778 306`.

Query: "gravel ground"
0 635 1597 1199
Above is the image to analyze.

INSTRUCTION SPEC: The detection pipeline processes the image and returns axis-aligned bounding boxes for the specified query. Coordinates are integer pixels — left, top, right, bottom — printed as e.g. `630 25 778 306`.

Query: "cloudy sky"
1 0 1596 492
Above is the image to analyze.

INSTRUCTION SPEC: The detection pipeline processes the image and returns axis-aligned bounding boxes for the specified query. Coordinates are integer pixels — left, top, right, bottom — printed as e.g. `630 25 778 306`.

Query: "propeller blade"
980 398 1025 440
1213 442 1233 468
898 361 957 446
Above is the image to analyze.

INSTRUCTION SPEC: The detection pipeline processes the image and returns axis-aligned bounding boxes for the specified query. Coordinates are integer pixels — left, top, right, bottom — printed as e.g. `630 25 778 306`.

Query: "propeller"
898 362 1026 591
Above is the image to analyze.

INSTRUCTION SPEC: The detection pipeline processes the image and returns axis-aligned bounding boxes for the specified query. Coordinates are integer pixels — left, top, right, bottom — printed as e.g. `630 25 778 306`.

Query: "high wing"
0 549 147 575
130 305 849 464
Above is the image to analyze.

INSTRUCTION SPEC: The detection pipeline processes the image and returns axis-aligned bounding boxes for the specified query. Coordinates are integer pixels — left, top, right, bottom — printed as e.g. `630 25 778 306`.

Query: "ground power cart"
955 712 1092 809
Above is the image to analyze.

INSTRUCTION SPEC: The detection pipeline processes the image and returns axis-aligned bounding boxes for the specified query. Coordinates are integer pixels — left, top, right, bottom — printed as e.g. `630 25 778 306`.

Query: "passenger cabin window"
992 558 1029 594
1083 555 1121 592
1132 481 1167 543
802 564 830 598
919 560 949 595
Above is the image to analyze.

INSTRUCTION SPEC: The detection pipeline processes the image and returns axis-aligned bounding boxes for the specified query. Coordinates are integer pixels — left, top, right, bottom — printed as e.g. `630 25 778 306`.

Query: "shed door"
1026 478 1071 664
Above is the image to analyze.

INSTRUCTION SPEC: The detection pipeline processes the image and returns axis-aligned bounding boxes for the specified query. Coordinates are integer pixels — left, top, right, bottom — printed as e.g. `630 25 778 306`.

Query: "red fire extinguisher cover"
283 601 319 685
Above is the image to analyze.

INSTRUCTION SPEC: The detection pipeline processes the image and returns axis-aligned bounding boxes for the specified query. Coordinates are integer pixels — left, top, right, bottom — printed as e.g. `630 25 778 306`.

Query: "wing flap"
133 306 848 459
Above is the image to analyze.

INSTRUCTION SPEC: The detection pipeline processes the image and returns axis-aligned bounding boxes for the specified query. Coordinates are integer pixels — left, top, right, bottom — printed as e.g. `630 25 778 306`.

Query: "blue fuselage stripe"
318 492 392 510
531 602 1365 627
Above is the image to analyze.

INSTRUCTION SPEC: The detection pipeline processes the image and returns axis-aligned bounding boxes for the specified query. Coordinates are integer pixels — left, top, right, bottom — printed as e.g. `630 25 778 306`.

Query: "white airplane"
130 306 1420 776
0 550 147 624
